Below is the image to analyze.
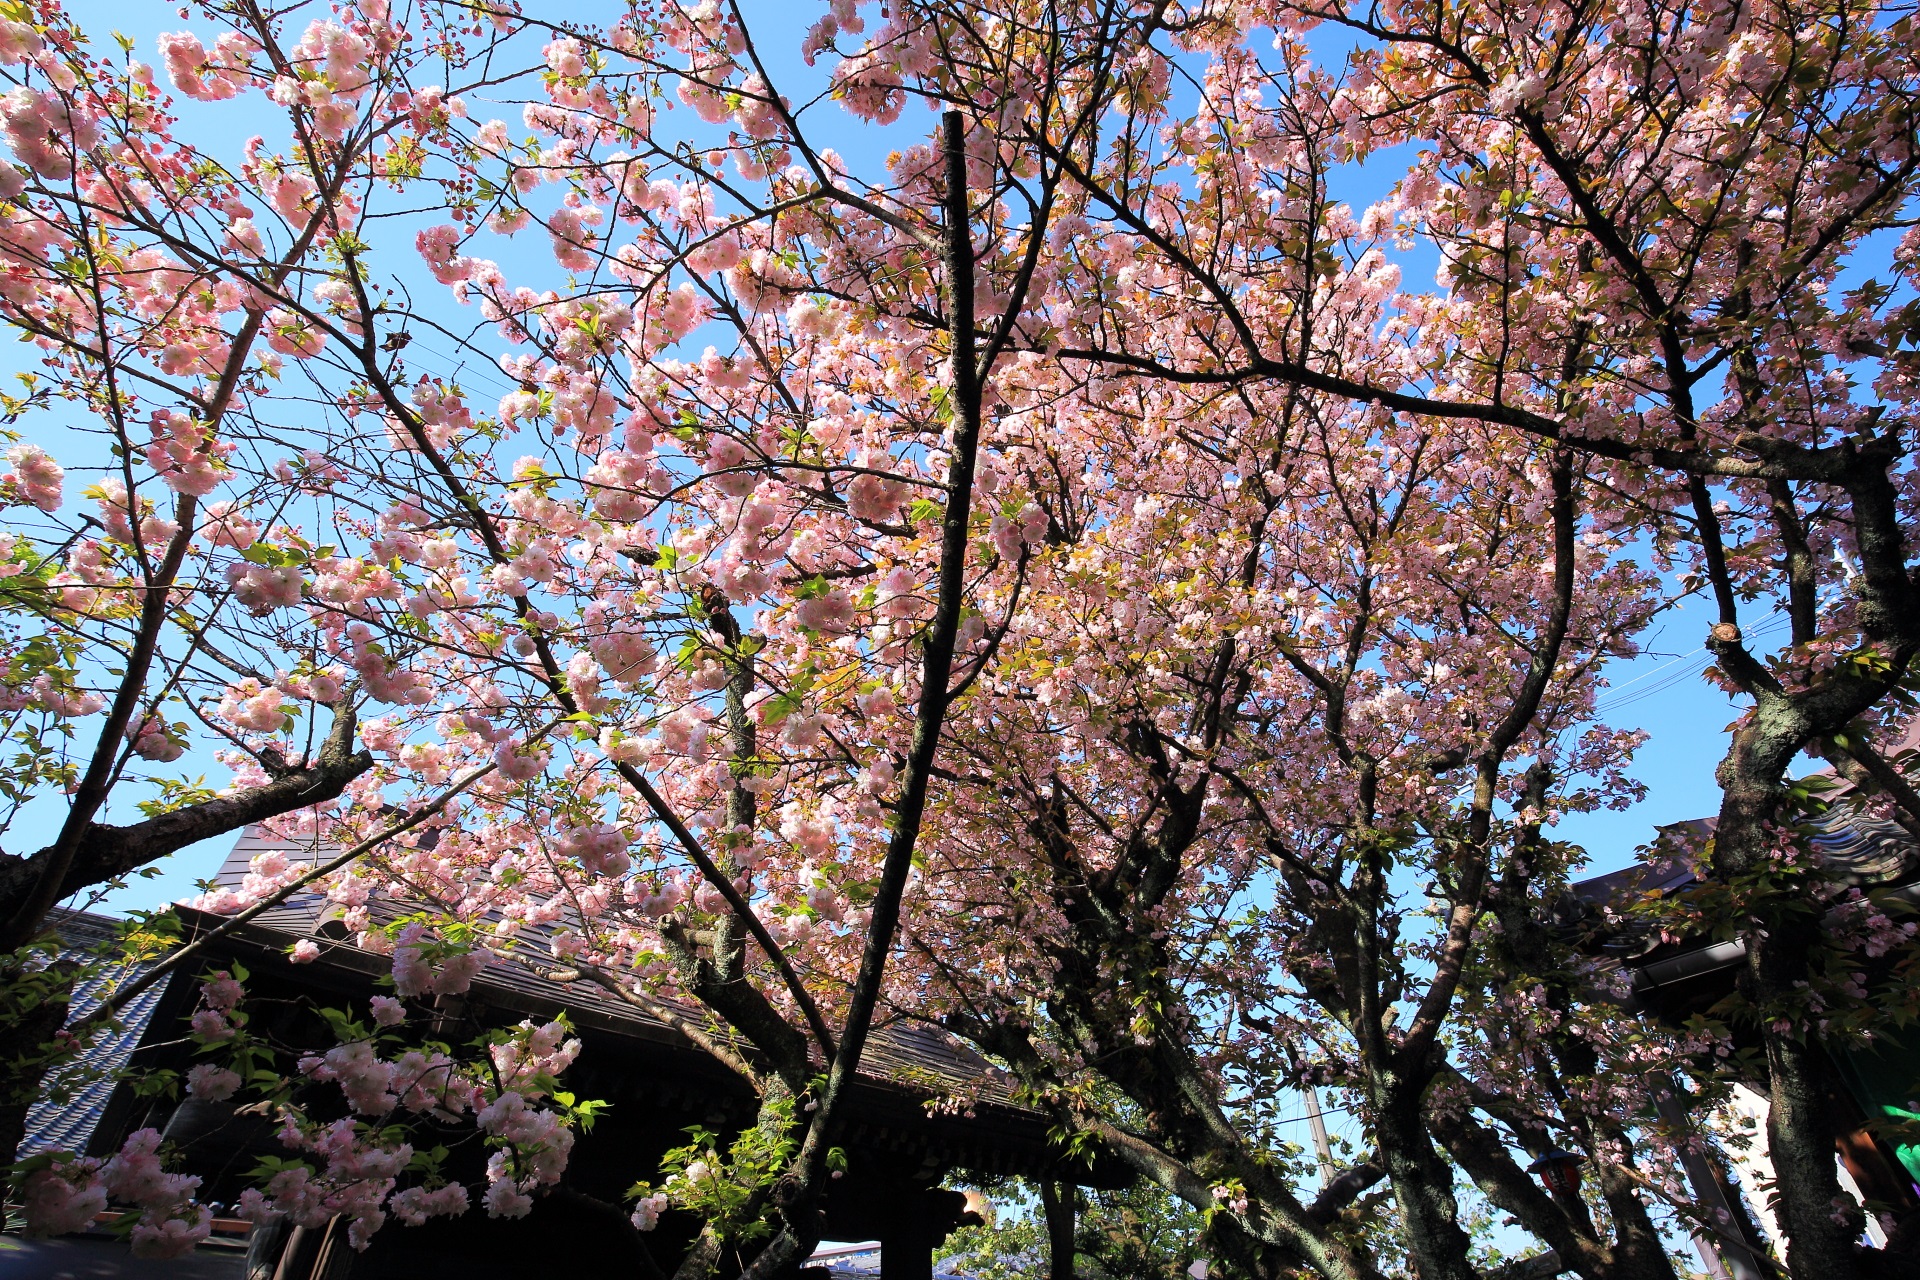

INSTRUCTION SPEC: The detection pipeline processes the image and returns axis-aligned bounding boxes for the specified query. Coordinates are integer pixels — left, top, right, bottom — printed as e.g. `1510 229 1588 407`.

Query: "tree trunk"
1754 945 1863 1280
1713 743 1864 1280
1375 1077 1480 1280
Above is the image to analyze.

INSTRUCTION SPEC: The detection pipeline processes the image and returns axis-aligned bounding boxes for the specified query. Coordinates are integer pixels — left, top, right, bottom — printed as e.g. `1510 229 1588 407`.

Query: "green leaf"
760 691 805 727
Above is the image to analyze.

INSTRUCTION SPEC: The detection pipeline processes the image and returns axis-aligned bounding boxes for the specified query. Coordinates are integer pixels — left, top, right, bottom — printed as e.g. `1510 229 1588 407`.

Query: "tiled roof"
209 828 1024 1111
1566 789 1920 994
1574 799 1919 919
20 911 173 1157
27 832 1118 1189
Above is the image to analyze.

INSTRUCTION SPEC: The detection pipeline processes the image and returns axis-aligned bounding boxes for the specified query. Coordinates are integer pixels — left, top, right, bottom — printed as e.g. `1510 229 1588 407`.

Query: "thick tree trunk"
1713 741 1864 1280
1593 1160 1686 1280
1375 1078 1480 1280
1754 935 1863 1280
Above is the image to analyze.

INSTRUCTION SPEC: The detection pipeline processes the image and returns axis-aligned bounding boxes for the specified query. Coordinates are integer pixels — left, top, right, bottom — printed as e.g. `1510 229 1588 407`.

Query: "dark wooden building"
37 832 1122 1280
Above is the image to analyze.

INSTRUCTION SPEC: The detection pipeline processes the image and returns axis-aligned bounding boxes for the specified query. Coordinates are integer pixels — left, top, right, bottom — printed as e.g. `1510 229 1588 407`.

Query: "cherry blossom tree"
0 0 1110 1272
892 1 1920 1278
902 333 1690 1280
0 0 426 1167
3 2 1917 1279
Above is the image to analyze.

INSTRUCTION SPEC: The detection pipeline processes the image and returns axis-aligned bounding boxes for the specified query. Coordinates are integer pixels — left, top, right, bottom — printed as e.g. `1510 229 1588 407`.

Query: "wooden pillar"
262 1216 354 1280
880 1189 933 1280
1040 1180 1076 1280
246 1217 290 1280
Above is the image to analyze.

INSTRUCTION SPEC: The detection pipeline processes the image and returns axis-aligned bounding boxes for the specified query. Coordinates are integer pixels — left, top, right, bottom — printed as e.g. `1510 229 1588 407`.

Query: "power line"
1596 610 1789 714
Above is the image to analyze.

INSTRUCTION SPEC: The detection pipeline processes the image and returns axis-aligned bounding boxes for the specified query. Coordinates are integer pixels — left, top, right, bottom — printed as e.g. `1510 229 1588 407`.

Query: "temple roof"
205 828 1022 1111
36 826 1127 1189
1564 782 1920 1016
19 910 173 1159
